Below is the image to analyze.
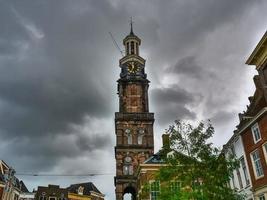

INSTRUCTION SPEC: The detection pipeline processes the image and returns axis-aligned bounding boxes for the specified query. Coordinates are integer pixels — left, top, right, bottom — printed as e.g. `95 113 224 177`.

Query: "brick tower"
114 24 154 200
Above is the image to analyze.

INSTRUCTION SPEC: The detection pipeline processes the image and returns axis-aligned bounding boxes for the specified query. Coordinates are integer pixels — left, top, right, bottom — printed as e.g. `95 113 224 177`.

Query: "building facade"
223 131 254 199
114 25 154 200
0 160 29 200
136 153 164 200
238 31 267 200
35 185 68 200
67 182 104 200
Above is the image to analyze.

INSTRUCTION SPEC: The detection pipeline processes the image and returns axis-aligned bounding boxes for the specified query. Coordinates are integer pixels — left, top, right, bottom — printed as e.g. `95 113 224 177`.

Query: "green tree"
155 120 244 200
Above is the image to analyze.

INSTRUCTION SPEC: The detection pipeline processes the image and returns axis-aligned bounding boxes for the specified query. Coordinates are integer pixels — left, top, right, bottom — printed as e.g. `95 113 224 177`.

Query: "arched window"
123 156 133 175
125 129 132 145
138 129 145 145
127 42 130 55
130 41 134 54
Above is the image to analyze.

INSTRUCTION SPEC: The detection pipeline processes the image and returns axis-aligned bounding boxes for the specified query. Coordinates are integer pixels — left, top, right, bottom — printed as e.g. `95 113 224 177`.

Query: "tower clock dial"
127 61 140 74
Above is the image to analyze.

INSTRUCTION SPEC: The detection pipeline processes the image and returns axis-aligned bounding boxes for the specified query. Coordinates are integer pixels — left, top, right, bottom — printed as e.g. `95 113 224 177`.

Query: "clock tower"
114 24 154 200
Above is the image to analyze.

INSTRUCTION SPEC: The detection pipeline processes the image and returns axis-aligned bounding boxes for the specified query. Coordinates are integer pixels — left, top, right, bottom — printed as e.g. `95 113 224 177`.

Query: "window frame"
262 142 267 165
236 167 243 189
240 156 250 186
149 180 160 200
169 181 181 192
125 129 132 145
251 123 261 143
250 149 264 179
137 129 145 145
259 194 266 200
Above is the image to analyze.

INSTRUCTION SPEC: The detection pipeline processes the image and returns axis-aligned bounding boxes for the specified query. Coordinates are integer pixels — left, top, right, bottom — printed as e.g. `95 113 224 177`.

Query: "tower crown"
119 22 146 79
123 23 141 56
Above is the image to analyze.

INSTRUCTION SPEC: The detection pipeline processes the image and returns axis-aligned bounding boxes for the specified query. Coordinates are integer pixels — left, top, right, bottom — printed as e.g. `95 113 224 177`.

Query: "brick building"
35 185 68 200
236 31 267 200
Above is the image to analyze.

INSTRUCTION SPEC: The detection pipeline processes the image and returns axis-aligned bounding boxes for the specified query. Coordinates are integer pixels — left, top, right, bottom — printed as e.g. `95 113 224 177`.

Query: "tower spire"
130 17 133 34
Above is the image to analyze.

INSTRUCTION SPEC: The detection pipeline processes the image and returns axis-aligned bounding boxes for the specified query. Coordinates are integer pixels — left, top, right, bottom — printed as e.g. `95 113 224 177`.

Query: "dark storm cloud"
167 56 216 80
0 0 119 178
151 86 200 125
0 1 114 139
209 110 236 127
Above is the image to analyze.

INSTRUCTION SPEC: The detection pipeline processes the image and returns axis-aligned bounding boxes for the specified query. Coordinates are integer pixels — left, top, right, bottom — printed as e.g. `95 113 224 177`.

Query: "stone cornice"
246 31 267 70
238 107 267 135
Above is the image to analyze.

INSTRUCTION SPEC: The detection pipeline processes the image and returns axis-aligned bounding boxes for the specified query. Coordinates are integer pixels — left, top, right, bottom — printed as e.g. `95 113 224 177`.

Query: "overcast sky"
0 0 267 199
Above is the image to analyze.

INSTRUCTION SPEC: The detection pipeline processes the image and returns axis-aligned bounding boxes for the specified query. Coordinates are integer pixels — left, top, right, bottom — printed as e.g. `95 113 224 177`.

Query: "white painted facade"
19 192 35 200
224 133 254 200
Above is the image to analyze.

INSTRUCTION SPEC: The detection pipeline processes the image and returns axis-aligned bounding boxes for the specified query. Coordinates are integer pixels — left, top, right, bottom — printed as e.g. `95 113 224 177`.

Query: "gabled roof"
0 160 29 192
67 182 103 196
0 160 9 174
144 152 165 164
20 180 29 193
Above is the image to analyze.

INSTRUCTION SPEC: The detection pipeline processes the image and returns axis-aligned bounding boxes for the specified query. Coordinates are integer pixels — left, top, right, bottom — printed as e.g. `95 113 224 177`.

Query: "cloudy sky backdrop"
0 0 267 199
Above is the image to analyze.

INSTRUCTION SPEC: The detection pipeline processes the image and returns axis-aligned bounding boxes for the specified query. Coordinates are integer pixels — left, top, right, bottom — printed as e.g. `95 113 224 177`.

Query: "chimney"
162 133 170 150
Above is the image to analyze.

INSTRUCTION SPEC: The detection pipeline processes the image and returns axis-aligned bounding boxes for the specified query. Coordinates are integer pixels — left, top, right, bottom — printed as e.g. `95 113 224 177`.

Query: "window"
231 173 236 189
262 143 267 164
39 197 47 200
125 129 132 145
230 146 236 157
259 194 266 200
236 168 243 189
78 186 84 195
138 129 145 145
170 181 181 192
251 150 264 178
48 198 56 200
130 41 134 54
126 42 130 55
13 194 19 200
240 157 250 185
123 156 133 175
150 181 160 200
251 123 261 143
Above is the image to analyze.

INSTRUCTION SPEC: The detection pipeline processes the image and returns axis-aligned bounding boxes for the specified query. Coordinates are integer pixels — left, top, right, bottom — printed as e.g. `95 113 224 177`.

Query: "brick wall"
241 113 267 190
0 186 4 200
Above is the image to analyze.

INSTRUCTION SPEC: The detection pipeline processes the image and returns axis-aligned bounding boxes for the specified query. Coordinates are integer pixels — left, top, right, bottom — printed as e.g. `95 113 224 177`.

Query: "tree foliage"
155 120 244 200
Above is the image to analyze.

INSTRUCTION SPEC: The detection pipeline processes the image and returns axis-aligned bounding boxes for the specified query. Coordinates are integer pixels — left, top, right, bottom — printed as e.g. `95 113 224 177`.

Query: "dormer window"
125 129 132 145
251 123 261 143
77 186 84 195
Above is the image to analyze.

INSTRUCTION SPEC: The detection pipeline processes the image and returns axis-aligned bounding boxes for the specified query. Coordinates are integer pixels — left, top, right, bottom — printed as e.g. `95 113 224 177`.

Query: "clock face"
125 156 132 163
127 61 140 74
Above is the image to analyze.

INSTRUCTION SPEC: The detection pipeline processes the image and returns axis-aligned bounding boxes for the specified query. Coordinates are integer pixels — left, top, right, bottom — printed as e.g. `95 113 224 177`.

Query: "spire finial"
130 17 134 34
